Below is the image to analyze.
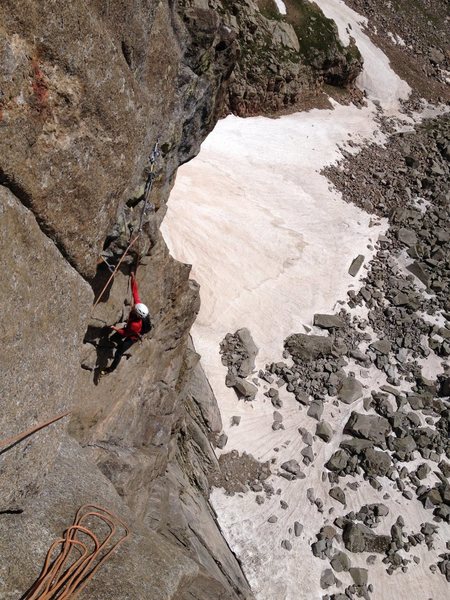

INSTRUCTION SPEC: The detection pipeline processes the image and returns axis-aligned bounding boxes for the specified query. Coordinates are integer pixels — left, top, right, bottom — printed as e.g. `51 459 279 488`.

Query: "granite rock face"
0 187 93 512
0 0 362 273
0 437 240 600
0 189 251 599
0 1 248 597
0 1 365 598
0 0 238 277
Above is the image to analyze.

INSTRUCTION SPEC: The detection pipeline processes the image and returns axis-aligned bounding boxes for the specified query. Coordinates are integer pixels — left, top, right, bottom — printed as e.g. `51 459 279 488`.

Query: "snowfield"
162 1 449 599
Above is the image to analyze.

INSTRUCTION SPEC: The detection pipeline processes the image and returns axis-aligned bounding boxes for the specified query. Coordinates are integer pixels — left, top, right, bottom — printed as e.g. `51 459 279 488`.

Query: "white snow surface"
388 31 407 47
274 0 287 15
162 2 449 600
163 103 386 372
312 0 410 109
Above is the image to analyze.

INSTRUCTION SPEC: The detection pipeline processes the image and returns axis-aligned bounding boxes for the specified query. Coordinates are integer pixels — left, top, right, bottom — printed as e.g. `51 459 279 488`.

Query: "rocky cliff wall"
0 0 237 276
217 0 363 115
0 1 362 598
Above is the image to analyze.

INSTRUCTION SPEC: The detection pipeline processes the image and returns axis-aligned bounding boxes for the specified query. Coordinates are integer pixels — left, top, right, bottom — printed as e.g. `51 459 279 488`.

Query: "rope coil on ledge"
22 504 129 600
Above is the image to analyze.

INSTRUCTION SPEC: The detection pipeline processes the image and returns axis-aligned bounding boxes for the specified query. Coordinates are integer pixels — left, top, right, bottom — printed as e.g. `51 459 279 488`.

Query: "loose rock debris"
211 114 450 597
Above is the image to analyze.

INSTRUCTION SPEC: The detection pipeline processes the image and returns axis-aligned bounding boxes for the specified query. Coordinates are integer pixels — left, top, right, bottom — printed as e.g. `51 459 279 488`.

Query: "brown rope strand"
23 504 129 599
0 412 70 453
91 234 140 311
92 140 159 310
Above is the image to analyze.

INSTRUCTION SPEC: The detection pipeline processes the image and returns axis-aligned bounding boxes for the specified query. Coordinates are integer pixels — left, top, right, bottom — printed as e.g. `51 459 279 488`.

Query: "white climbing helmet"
134 303 149 319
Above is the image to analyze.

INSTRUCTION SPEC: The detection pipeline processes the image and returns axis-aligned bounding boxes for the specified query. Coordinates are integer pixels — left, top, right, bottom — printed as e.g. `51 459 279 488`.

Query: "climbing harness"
92 139 160 311
23 504 129 600
0 412 70 455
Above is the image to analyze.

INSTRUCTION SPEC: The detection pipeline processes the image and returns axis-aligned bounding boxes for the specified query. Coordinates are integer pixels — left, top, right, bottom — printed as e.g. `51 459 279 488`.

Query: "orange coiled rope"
23 505 129 599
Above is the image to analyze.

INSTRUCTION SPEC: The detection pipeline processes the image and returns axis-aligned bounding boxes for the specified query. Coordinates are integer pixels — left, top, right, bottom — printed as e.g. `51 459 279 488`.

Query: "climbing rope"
0 412 70 454
23 504 129 599
138 139 159 234
92 234 140 311
92 139 159 311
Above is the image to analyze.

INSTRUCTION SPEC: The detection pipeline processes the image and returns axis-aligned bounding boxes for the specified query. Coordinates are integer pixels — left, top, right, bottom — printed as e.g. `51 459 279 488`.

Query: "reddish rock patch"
31 57 49 113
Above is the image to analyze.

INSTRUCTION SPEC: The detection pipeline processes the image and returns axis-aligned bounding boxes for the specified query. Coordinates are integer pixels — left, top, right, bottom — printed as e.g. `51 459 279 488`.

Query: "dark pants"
109 334 135 371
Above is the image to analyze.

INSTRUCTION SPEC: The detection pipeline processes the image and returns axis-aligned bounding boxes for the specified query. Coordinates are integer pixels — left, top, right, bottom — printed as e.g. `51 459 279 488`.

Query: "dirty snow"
162 1 449 599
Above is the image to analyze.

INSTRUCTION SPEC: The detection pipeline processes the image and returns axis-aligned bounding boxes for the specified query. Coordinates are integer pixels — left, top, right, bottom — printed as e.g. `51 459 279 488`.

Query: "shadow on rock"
83 325 115 385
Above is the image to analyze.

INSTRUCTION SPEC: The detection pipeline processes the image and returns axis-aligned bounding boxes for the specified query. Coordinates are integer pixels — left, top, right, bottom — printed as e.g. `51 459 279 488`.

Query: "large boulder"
314 314 345 329
269 20 300 52
369 339 392 355
232 377 258 400
320 568 337 589
338 375 363 404
329 487 346 505
343 523 390 554
316 421 333 442
235 328 258 377
307 399 324 421
406 261 429 287
330 551 351 572
344 412 391 447
220 328 258 379
281 460 304 479
348 254 364 277
393 435 417 456
285 333 334 362
361 448 392 478
326 449 350 472
438 377 450 397
397 228 418 247
349 567 368 586
340 438 374 454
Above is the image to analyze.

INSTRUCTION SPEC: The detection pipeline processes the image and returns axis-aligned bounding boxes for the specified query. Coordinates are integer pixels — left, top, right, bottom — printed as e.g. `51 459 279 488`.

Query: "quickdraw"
92 139 160 311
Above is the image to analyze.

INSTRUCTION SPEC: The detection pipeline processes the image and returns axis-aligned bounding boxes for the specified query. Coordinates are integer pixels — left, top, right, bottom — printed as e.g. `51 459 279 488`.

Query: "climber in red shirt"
106 273 150 372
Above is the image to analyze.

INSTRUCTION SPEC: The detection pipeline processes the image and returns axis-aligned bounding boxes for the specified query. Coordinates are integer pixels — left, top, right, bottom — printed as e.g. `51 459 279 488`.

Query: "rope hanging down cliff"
92 140 160 312
0 412 70 456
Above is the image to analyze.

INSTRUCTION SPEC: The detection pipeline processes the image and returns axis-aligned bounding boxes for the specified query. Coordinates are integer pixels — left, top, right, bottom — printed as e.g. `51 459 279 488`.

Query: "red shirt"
115 278 143 341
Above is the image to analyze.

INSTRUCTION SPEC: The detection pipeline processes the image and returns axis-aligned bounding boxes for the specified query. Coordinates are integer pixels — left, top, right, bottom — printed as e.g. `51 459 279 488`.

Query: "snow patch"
313 0 411 109
160 2 450 600
274 0 287 15
387 31 406 46
162 106 388 599
163 105 387 371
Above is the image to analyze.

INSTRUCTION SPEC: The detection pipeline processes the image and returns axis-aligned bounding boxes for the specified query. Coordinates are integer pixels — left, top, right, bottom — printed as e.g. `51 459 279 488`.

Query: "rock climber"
104 272 150 372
